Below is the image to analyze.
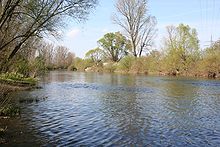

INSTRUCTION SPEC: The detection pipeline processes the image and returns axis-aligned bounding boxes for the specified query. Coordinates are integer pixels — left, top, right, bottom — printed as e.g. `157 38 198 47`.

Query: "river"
1 71 220 146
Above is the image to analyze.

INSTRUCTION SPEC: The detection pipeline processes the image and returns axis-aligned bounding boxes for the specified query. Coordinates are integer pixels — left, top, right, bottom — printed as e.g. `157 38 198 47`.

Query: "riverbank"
0 83 36 96
0 73 40 145
0 72 38 96
81 60 220 80
84 67 220 80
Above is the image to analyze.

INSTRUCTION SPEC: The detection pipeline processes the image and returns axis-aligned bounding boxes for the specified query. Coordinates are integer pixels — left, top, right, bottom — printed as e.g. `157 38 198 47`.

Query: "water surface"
1 71 220 146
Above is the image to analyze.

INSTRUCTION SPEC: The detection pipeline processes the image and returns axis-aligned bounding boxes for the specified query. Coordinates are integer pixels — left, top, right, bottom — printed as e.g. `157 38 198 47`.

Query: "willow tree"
113 0 157 57
0 0 97 72
164 24 200 74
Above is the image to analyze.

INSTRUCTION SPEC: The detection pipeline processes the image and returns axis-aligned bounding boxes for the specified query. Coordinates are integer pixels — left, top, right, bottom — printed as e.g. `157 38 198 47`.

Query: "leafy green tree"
85 47 103 63
72 57 93 71
163 24 200 74
202 40 220 77
98 32 130 62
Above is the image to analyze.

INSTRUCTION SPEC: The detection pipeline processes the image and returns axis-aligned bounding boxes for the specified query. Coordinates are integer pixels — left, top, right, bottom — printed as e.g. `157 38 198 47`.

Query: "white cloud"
66 28 80 39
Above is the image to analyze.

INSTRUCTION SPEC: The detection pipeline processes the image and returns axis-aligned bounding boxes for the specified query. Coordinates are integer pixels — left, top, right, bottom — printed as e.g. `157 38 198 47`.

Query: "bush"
130 57 148 74
72 58 93 71
103 62 117 72
14 58 30 77
117 56 135 72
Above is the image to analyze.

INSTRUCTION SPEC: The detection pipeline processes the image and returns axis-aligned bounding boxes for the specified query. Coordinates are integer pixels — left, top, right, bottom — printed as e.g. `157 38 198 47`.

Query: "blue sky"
50 0 220 57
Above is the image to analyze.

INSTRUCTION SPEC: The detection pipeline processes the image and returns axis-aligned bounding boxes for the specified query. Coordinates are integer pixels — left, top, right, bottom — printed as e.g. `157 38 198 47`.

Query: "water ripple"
4 71 220 146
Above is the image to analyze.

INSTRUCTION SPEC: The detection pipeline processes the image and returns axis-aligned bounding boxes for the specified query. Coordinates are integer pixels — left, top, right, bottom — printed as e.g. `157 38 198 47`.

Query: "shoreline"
0 73 38 97
83 70 220 80
0 83 34 96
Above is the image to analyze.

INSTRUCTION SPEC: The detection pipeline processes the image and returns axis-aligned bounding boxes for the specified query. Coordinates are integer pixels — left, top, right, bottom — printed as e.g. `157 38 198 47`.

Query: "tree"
98 32 130 62
202 40 220 77
66 52 75 67
54 46 71 69
85 47 103 63
0 0 97 72
113 0 157 57
36 41 55 69
72 57 93 71
163 24 200 74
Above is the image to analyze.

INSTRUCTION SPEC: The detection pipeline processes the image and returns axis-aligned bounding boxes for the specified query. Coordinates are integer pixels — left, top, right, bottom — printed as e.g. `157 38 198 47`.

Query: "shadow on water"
1 71 220 146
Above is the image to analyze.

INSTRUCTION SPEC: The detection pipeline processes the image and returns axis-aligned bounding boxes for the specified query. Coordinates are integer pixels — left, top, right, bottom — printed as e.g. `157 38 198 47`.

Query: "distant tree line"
32 41 75 76
81 23 219 78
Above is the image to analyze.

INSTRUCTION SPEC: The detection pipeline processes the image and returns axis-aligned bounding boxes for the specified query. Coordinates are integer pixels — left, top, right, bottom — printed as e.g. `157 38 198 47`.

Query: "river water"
1 71 220 146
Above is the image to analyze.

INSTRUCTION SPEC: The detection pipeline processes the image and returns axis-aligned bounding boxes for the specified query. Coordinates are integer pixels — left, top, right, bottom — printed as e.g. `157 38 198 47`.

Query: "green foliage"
0 72 37 85
33 56 47 74
201 41 220 74
13 58 30 77
164 24 200 74
117 56 136 72
71 58 93 71
144 51 162 73
98 32 130 62
0 72 24 81
79 23 219 78
103 62 117 73
85 47 103 63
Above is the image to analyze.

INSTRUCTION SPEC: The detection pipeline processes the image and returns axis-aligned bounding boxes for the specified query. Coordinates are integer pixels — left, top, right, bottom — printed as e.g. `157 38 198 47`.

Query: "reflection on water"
1 71 220 146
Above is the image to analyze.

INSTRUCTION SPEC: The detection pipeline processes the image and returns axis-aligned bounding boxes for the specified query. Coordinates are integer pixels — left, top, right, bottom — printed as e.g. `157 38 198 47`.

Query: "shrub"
103 62 117 72
130 57 148 74
71 58 93 71
117 56 135 72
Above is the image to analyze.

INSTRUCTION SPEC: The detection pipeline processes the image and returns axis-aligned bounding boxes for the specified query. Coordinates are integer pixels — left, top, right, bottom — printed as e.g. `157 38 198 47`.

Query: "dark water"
1 71 220 146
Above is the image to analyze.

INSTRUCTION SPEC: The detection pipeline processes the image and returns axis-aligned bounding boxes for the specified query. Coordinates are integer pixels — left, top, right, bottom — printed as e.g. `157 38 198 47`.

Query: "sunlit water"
1 71 220 146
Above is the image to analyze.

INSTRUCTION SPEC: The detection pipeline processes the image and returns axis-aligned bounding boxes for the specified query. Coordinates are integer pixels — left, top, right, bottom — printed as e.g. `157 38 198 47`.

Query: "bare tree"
36 41 55 68
54 46 69 69
66 52 75 67
113 0 157 57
